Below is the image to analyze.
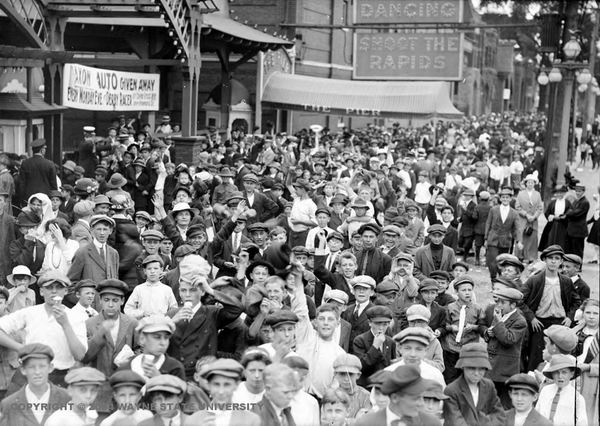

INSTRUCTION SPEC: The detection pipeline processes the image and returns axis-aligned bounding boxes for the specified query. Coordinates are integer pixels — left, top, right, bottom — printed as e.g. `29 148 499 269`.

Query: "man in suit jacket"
17 139 57 206
565 184 590 257
484 188 521 280
484 287 527 408
233 155 251 190
242 173 279 225
354 364 442 426
352 306 396 387
341 276 376 352
404 200 425 248
354 223 392 283
9 212 46 276
520 245 581 370
458 189 478 260
211 203 250 278
0 343 70 426
68 216 119 303
503 373 552 426
252 364 300 426
414 224 456 281
168 277 244 379
70 200 94 246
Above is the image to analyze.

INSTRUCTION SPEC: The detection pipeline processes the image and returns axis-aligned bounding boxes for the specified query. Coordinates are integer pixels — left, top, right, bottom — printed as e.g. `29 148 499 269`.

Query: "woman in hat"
25 193 53 243
515 173 543 264
539 185 571 251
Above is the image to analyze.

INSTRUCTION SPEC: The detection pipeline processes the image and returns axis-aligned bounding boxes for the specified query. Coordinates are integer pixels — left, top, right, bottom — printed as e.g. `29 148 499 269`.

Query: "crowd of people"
0 110 597 426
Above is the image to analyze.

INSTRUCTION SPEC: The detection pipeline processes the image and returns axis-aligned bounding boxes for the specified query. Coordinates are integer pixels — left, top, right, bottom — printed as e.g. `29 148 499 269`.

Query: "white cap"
83 126 95 133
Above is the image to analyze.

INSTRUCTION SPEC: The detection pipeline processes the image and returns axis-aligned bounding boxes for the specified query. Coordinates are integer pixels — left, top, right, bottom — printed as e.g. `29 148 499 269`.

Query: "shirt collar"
93 238 104 250
160 412 181 426
25 384 51 402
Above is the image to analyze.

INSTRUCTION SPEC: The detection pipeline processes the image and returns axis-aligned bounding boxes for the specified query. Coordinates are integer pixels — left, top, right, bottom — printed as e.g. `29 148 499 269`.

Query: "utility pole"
582 8 599 142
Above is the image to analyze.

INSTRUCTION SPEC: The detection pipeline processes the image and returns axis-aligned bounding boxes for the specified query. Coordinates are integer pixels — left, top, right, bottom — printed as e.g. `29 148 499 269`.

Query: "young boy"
0 343 70 424
341 275 376 352
305 208 335 253
135 230 169 283
0 287 16 399
504 373 551 426
69 279 98 325
269 226 288 244
121 315 185 381
421 379 448 420
45 366 106 426
441 276 485 384
138 374 189 426
535 354 588 426
124 255 177 319
332 353 372 418
484 287 527 408
443 342 505 426
320 388 352 426
100 370 153 426
429 270 455 306
6 265 36 312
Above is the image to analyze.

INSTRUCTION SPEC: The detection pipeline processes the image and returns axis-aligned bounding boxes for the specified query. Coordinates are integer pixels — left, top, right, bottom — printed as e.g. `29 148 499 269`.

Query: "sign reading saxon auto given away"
354 0 463 24
62 63 160 111
353 32 464 80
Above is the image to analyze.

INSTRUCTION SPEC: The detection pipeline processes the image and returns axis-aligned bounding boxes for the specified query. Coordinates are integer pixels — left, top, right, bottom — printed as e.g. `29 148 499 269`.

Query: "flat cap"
462 189 475 197
422 379 448 400
540 244 564 260
544 325 577 352
247 222 269 233
141 229 165 240
97 279 129 297
323 289 349 305
357 223 381 235
109 370 145 390
15 212 41 227
136 315 176 334
326 231 344 243
382 225 403 236
376 280 400 294
38 270 70 288
451 261 470 271
381 365 427 396
186 224 207 239
65 367 106 386
427 224 446 235
18 343 54 363
496 254 524 272
350 275 376 289
350 198 369 209
394 253 414 264
174 244 196 258
393 327 432 346
145 374 187 395
292 178 311 191
406 304 432 323
265 310 299 328
333 353 362 374
366 305 393 322
492 287 523 302
74 279 96 292
315 208 331 217
201 359 244 380
243 174 259 184
562 254 582 267
453 275 475 290
505 373 539 394
142 254 164 267
429 270 450 281
31 138 47 148
291 246 309 256
281 355 310 371
90 214 116 228
329 195 349 206
479 191 491 200
418 278 440 293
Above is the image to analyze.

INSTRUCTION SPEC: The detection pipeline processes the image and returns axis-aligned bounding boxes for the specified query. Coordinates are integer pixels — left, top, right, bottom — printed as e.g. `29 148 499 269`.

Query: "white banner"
62 63 160 111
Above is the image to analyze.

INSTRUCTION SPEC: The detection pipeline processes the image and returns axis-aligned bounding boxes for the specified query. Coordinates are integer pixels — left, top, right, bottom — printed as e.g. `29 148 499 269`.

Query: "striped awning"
262 72 463 119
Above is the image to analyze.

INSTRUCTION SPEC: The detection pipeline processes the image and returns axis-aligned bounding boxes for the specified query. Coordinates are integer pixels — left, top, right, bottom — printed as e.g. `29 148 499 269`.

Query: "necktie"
281 407 295 426
361 250 370 275
233 233 240 252
353 305 360 322
99 245 106 264
456 305 467 343
549 387 562 422
86 308 94 318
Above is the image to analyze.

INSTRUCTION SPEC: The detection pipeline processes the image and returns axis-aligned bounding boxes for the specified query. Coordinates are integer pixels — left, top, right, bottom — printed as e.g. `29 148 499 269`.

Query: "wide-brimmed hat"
7 265 37 287
455 342 491 370
106 173 127 189
219 167 235 178
350 197 369 209
15 212 41 227
543 354 581 379
171 202 194 218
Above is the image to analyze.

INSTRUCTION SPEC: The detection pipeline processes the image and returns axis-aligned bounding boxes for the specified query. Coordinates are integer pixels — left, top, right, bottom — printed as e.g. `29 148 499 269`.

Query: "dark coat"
234 165 251 190
252 396 295 426
566 196 590 238
0 213 16 286
486 310 527 382
353 330 396 386
67 242 120 285
120 354 185 380
211 219 250 278
8 236 45 274
133 170 152 212
0 383 70 426
244 191 279 224
398 300 447 333
77 139 97 177
485 206 520 248
413 243 456 281
167 290 244 378
342 302 375 353
18 154 57 204
355 248 392 283
313 254 354 304
459 200 479 238
443 376 506 426
502 408 552 426
339 319 352 352
520 271 581 321
474 200 491 235
354 407 442 426
538 199 572 251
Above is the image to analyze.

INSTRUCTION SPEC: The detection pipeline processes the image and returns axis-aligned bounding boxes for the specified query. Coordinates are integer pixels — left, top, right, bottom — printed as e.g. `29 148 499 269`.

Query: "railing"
0 0 49 48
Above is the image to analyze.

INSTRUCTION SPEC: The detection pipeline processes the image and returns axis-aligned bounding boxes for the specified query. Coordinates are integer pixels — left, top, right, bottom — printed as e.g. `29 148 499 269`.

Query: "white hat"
83 126 96 133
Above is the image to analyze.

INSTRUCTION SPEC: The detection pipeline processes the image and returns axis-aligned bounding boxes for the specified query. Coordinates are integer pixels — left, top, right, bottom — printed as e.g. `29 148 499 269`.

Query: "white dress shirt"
70 303 98 327
500 204 510 222
385 406 402 426
514 408 532 426
25 384 50 423
535 383 588 426
290 390 320 426
124 281 178 319
232 382 264 405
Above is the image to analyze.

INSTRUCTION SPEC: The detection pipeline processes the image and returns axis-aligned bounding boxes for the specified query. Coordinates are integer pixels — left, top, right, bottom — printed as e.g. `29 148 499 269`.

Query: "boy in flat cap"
0 343 69 426
421 379 448 420
355 364 442 426
332 353 371 418
561 253 590 302
252 363 300 426
187 358 261 425
134 230 170 283
45 366 106 426
69 279 98 326
0 271 87 389
139 374 189 426
504 373 551 426
342 275 376 352
442 343 505 426
353 306 395 386
100 370 152 426
484 287 527 408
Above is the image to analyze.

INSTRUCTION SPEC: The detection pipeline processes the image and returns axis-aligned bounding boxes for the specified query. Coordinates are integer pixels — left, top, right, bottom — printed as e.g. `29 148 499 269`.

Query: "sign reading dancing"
354 0 464 24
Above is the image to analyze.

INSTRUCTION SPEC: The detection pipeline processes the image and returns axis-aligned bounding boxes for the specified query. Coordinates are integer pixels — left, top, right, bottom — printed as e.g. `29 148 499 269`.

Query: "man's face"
113 385 141 416
420 289 438 304
266 380 296 408
321 402 348 426
94 204 110 215
575 189 585 198
265 282 285 303
399 341 427 365
179 281 202 306
331 202 344 214
350 233 363 249
50 197 62 211
334 371 359 392
244 360 267 391
250 230 268 247
429 232 444 245
369 319 391 336
243 181 257 193
316 213 330 228
175 191 191 204
544 254 562 272
208 375 238 404
174 211 191 227
100 293 124 318
327 238 343 253
353 207 368 217
352 285 373 303
315 311 338 339
561 261 578 277
406 207 417 218
462 367 487 385
40 283 67 304
160 239 173 255
69 384 100 408
143 238 161 254
92 223 112 244
150 392 181 417
21 358 52 388
144 262 162 282
441 209 453 223
272 324 295 347
361 230 377 249
383 232 398 247
500 194 511 205
77 288 96 308
495 298 514 315
140 331 170 355
396 260 413 277
250 266 269 285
